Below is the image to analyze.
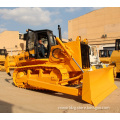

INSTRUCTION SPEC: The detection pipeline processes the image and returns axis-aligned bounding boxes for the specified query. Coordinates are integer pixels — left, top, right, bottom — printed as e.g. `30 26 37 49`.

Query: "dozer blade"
82 67 117 106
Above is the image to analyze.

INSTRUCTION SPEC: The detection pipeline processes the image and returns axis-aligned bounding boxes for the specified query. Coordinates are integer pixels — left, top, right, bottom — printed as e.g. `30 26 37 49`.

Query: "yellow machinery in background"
110 39 120 77
99 39 120 78
5 26 117 106
0 49 7 71
0 49 16 71
99 50 112 64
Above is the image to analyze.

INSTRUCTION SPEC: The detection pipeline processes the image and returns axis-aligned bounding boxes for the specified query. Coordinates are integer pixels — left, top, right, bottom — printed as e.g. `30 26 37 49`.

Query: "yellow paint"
102 64 106 68
91 65 96 70
100 57 111 64
82 67 117 106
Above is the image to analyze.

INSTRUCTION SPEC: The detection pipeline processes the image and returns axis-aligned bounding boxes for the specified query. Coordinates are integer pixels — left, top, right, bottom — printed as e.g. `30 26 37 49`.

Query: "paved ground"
0 71 120 113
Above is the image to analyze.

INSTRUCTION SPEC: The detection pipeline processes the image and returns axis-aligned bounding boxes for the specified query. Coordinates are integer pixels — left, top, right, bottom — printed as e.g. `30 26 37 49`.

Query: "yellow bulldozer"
0 49 7 71
99 39 120 78
5 26 117 106
99 49 112 65
0 49 16 71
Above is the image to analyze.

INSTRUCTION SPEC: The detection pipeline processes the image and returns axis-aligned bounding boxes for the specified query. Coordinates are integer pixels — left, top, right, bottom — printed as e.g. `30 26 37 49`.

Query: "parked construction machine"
0 49 16 71
99 39 120 77
99 49 113 65
0 49 7 71
109 39 120 77
5 26 117 106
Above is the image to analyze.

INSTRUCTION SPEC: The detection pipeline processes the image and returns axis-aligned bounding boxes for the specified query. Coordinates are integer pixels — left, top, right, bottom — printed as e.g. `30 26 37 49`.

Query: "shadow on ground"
0 100 13 113
5 78 13 83
29 88 88 105
4 78 89 105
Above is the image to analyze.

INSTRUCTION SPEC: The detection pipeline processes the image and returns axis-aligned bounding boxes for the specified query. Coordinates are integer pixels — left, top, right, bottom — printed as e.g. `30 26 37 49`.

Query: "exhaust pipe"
58 25 62 41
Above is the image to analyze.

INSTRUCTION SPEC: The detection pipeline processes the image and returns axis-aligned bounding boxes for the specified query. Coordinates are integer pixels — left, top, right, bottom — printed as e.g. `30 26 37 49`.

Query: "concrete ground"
0 71 120 113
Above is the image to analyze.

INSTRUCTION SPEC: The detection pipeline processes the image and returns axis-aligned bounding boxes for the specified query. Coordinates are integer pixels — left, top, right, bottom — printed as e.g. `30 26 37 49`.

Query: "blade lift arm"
55 37 84 73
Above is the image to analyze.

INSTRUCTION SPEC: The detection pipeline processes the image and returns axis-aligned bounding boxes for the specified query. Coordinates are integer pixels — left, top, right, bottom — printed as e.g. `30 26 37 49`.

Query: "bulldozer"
99 39 120 77
5 26 117 106
0 49 16 71
0 49 7 71
110 39 120 77
99 49 113 65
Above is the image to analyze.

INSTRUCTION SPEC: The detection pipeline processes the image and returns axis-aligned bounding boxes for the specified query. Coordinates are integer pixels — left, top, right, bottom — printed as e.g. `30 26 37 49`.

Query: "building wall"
0 31 26 55
68 7 120 50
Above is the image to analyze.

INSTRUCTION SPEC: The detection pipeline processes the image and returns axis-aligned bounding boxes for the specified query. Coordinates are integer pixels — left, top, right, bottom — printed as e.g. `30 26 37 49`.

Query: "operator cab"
25 29 56 59
99 50 113 57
